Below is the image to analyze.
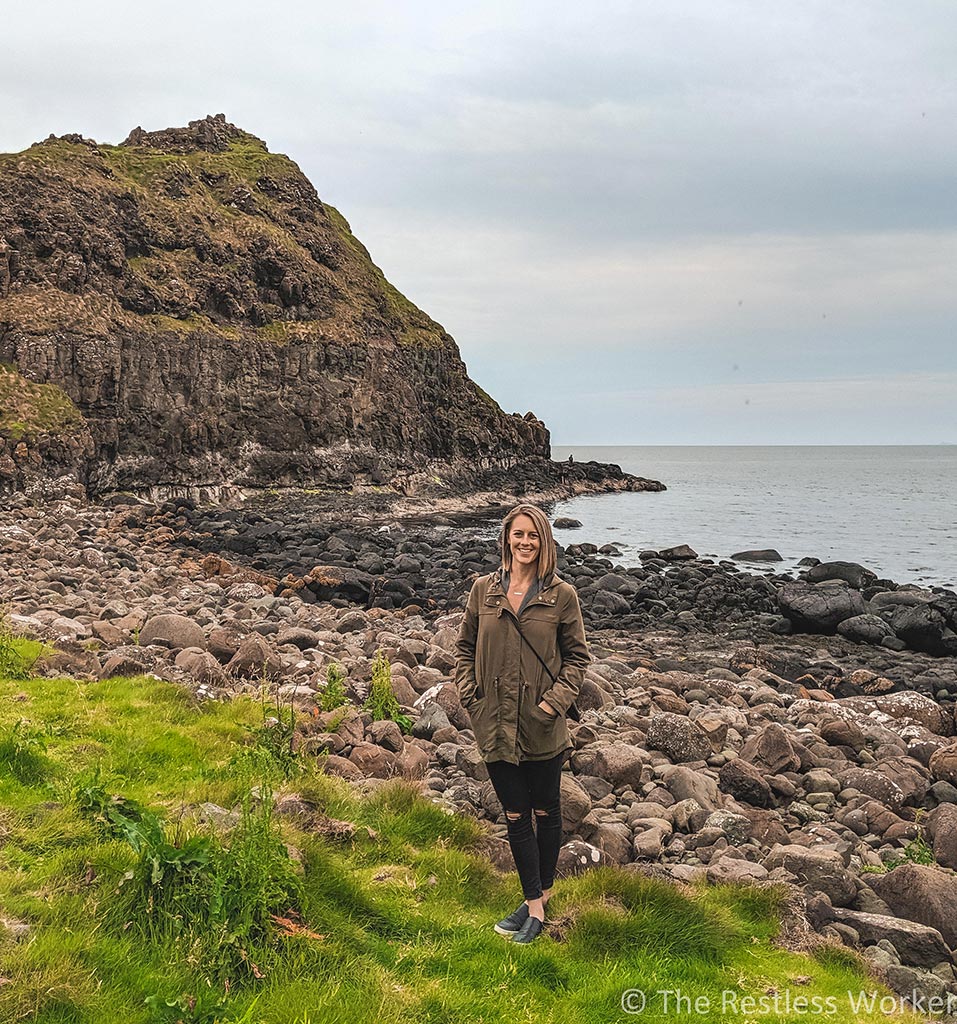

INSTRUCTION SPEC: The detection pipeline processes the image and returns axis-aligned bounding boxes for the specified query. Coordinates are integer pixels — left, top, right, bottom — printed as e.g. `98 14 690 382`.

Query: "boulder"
820 716 866 752
928 803 957 869
930 743 957 785
730 549 783 562
98 653 147 679
706 858 769 884
659 765 721 811
411 702 452 740
718 757 774 808
208 625 244 662
396 744 429 780
659 544 697 561
703 810 752 845
827 909 953 968
837 614 896 644
838 692 954 737
868 863 957 949
227 635 283 680
645 712 713 763
835 768 906 812
367 719 404 753
763 844 857 907
560 773 592 831
572 743 647 789
349 742 399 778
320 754 362 781
591 821 634 864
174 649 228 686
889 603 957 656
778 581 865 633
556 839 609 878
304 565 375 603
805 561 877 589
738 723 801 775
140 613 206 650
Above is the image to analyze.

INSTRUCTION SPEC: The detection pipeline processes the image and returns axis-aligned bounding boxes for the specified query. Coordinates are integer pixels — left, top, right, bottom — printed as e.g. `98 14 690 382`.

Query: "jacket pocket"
519 698 566 757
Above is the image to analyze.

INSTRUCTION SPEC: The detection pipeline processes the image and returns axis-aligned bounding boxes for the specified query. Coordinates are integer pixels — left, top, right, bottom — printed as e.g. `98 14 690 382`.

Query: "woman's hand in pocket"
537 699 558 717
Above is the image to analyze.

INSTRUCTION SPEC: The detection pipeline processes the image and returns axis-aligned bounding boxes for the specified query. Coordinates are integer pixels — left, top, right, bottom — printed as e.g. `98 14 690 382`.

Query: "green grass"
98 140 298 190
0 672 922 1024
0 367 86 443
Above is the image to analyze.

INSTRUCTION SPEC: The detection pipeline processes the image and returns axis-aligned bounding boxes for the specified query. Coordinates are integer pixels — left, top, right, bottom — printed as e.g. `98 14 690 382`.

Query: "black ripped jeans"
485 751 565 900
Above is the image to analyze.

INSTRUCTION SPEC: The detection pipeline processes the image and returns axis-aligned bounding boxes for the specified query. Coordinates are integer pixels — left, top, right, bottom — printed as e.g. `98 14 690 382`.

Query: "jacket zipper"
515 677 525 757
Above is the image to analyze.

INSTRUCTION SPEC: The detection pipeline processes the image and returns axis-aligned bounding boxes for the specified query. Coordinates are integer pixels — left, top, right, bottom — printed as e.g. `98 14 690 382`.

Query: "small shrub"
112 788 305 984
884 810 936 869
320 662 348 711
362 651 401 723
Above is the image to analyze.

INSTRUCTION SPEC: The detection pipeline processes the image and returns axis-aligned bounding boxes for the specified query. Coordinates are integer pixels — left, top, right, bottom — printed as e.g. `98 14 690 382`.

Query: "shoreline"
3 489 957 1005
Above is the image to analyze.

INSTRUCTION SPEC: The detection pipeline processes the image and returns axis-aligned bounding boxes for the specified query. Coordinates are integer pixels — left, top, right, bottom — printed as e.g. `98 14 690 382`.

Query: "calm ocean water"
548 446 957 591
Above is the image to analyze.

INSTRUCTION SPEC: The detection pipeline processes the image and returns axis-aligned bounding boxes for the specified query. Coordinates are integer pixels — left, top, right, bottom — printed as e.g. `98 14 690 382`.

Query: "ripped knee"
506 811 522 820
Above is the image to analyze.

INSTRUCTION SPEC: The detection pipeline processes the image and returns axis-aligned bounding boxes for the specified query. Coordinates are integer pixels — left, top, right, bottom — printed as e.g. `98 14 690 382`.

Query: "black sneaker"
511 915 544 944
493 902 530 937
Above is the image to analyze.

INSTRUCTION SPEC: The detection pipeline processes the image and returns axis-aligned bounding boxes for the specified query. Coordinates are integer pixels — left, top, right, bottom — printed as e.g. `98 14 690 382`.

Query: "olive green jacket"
454 568 590 765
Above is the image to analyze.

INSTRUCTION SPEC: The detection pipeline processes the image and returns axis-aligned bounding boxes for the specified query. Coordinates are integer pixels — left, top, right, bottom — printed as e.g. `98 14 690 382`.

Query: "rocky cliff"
0 115 549 498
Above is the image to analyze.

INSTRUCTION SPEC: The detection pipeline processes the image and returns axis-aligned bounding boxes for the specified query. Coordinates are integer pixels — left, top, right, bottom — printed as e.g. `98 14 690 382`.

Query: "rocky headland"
0 115 663 503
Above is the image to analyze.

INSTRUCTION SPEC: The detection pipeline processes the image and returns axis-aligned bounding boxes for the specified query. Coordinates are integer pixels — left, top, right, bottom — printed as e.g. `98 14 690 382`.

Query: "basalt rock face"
0 115 548 497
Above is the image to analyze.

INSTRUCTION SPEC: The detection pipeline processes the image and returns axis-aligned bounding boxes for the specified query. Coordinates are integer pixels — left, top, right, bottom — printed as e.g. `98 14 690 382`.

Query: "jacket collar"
487 567 561 597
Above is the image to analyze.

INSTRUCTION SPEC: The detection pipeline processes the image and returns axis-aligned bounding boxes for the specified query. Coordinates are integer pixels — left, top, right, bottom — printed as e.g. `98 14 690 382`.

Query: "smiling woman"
454 502 589 944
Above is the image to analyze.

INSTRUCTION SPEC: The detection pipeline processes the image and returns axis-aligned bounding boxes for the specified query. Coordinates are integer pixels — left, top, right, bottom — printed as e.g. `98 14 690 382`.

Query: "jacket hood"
487 567 564 595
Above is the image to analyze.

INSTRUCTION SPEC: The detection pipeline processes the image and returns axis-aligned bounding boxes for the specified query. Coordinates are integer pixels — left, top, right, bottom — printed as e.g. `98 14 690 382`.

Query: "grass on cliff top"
0 366 86 442
98 139 295 189
0 669 922 1024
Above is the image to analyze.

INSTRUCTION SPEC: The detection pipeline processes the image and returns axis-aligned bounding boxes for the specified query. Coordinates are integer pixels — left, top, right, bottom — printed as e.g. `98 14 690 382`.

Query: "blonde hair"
498 503 557 579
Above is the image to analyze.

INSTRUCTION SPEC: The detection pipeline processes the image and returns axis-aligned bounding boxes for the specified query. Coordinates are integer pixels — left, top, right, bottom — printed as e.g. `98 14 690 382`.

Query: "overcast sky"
3 1 955 443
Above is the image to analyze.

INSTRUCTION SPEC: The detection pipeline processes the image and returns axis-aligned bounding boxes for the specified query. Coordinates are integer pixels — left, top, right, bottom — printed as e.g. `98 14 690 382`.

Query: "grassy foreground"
0 651 922 1024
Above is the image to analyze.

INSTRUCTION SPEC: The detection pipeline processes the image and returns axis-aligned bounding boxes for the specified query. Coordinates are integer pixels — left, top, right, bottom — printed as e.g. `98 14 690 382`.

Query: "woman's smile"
509 514 541 567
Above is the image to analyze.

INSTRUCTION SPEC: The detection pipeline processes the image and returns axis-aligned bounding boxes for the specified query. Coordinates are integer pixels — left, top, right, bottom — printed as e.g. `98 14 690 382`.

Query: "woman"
454 503 590 944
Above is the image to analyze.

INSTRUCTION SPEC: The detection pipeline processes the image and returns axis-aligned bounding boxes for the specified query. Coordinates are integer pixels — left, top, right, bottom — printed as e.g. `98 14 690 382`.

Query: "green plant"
320 662 348 711
238 675 299 780
885 810 936 869
112 788 304 984
0 718 50 783
362 652 401 723
144 990 228 1024
73 765 149 843
0 615 39 680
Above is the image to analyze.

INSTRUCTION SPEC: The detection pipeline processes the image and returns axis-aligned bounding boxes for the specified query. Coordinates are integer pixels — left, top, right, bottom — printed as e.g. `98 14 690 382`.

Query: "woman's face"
508 513 541 571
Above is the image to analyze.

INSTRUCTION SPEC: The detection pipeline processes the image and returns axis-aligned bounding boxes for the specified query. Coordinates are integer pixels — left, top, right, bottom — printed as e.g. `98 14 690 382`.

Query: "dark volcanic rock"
0 115 550 496
836 614 896 644
805 561 878 590
778 581 865 633
730 549 783 562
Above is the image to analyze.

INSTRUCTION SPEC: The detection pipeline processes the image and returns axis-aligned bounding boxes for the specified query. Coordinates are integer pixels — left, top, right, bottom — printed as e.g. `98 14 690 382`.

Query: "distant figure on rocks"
454 503 589 944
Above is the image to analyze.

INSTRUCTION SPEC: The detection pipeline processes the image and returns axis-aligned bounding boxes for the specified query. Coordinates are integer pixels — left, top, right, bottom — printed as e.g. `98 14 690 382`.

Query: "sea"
545 446 957 591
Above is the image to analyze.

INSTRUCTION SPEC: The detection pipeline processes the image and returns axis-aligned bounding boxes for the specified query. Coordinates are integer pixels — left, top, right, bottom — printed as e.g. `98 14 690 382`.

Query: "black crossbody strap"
504 611 581 721
504 612 557 683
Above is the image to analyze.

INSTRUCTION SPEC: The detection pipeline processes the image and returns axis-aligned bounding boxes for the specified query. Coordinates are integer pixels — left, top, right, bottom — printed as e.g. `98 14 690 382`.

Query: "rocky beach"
5 479 957 1012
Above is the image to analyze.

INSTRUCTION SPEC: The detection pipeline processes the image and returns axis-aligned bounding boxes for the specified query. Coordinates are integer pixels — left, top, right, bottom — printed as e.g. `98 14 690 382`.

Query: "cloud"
1 0 954 442
546 372 957 445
